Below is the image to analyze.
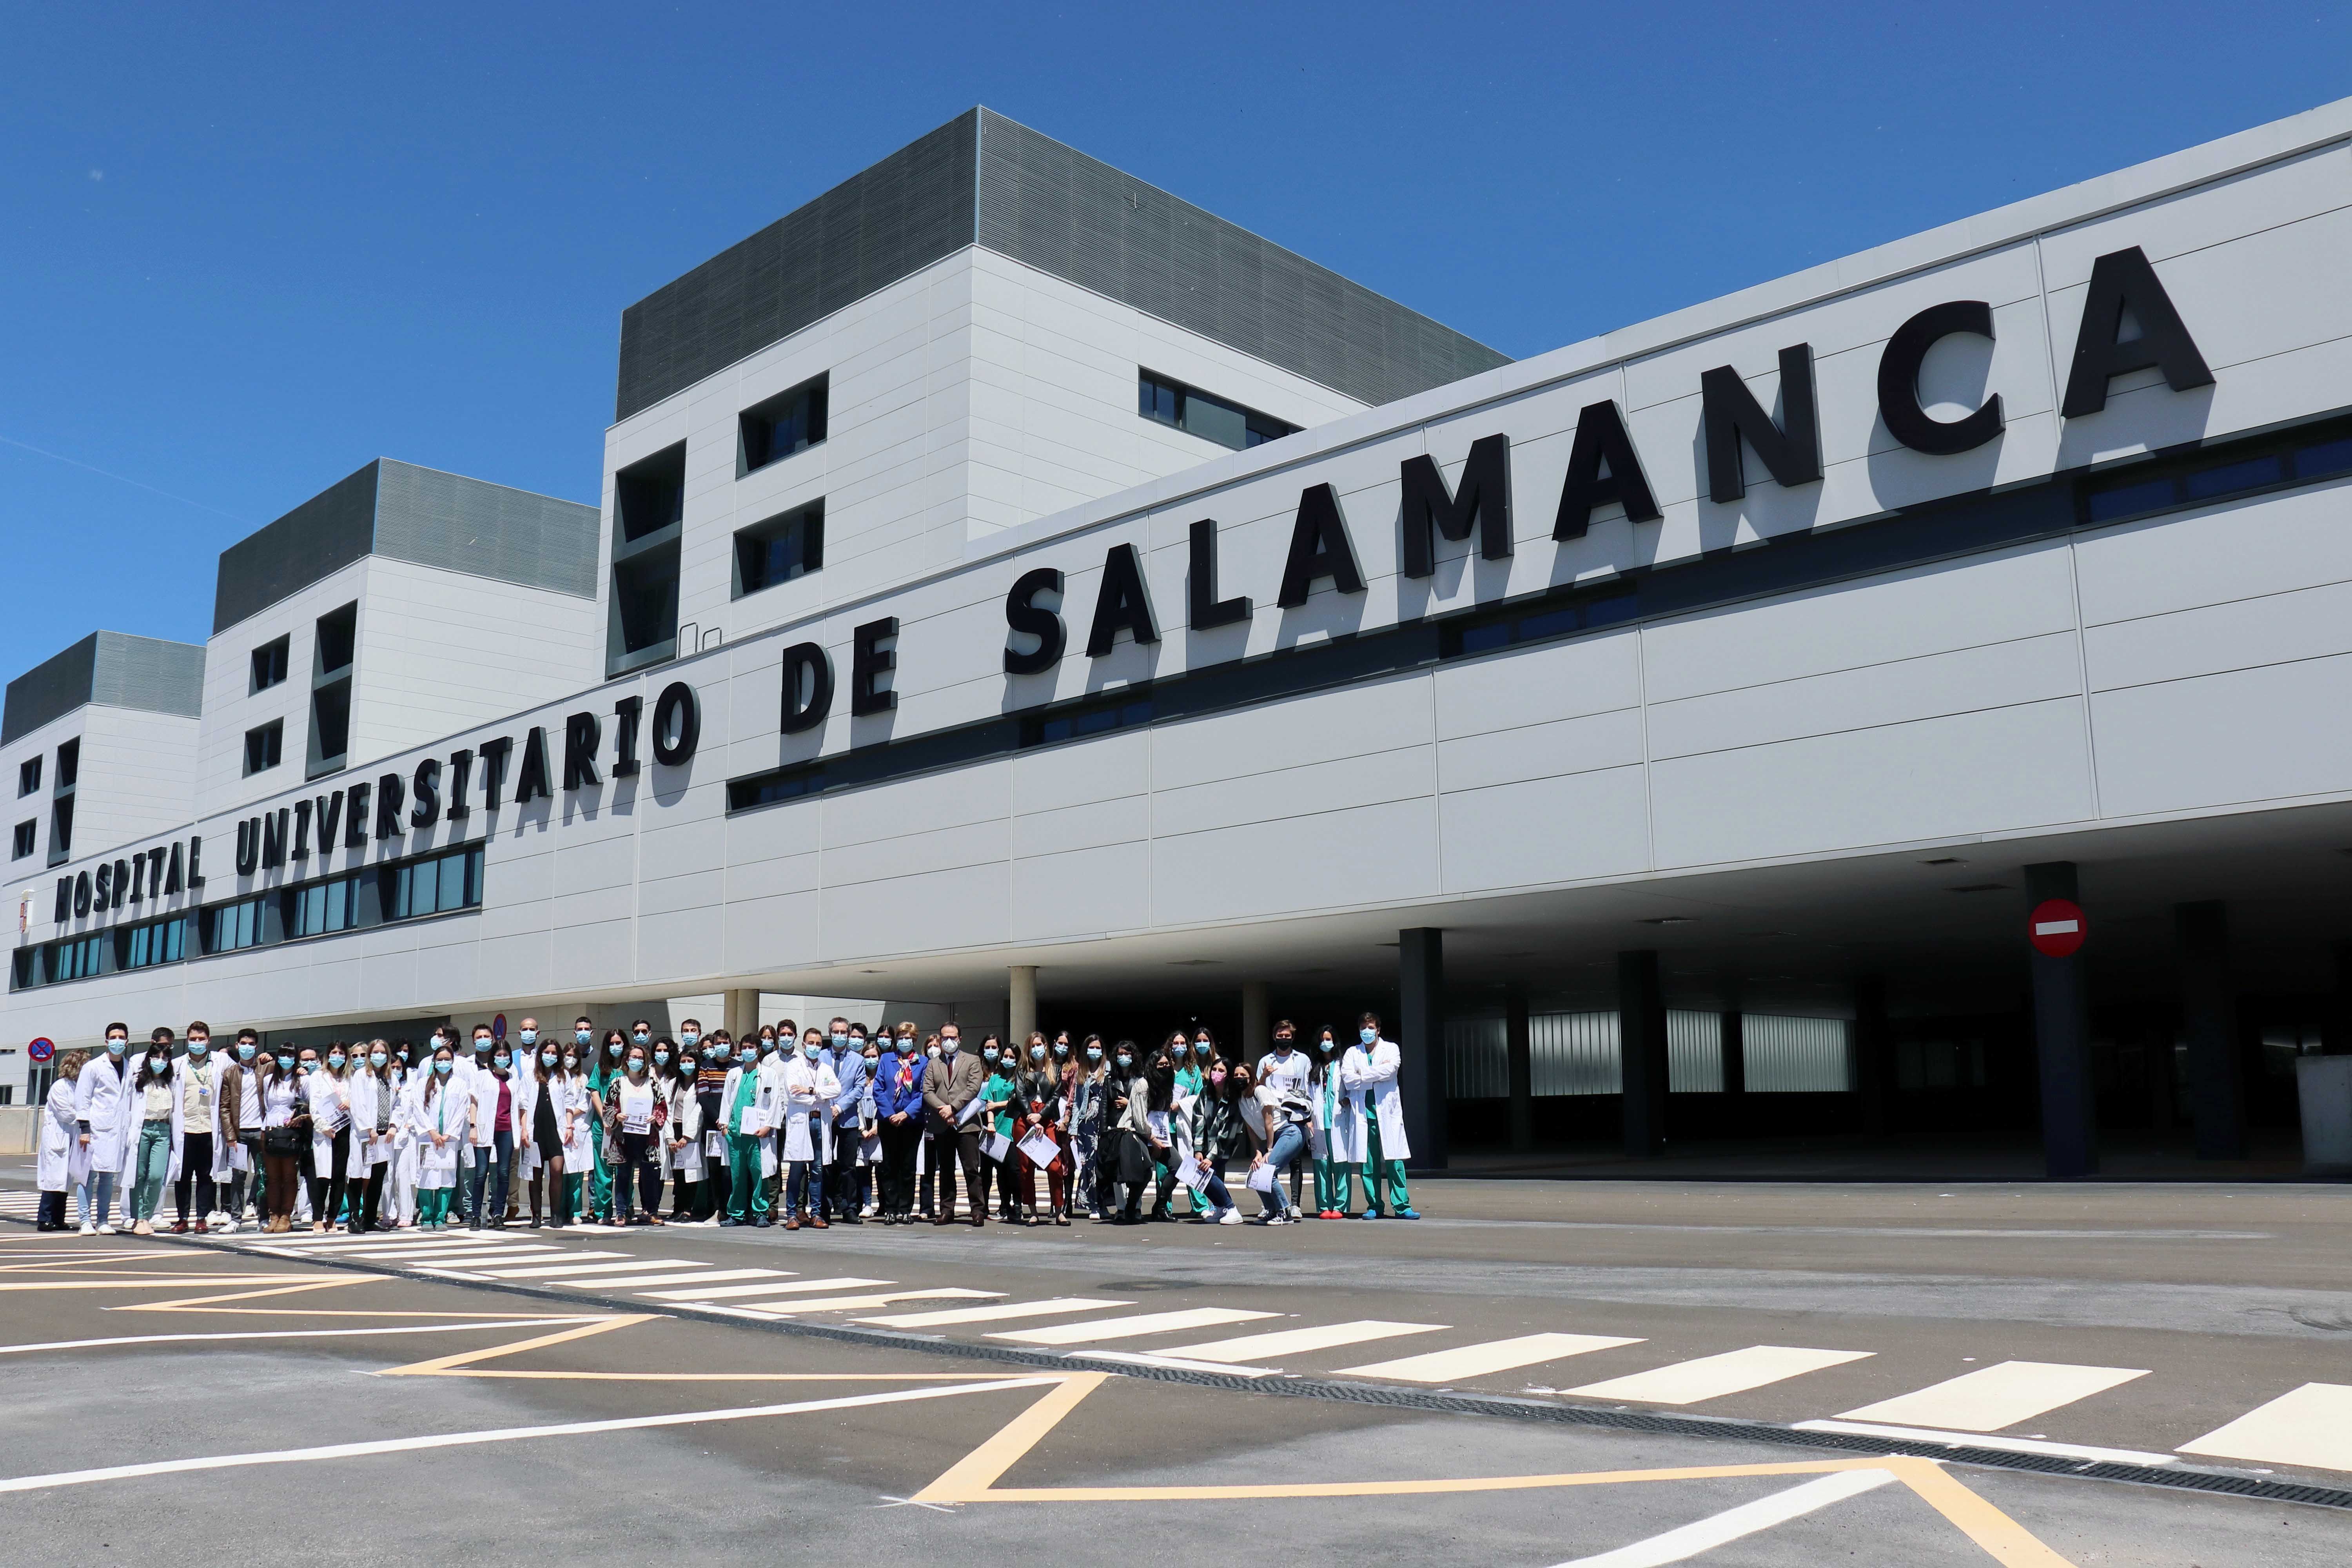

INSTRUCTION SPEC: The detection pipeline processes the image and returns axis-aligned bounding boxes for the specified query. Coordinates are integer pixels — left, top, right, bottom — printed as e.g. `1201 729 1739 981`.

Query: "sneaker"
133 1221 155 1236
1396 1207 1421 1220
1217 1208 1244 1225
78 1222 96 1236
1359 1210 1382 1220
1245 1213 1276 1226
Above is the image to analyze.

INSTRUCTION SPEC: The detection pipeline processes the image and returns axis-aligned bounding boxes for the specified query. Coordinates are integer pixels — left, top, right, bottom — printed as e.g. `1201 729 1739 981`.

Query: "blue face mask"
188 1040 209 1056
681 1031 699 1047
608 1041 625 1057
275 1054 295 1070
492 1054 510 1070
1194 1041 1212 1056
327 1054 346 1069
1030 1046 1046 1062
107 1040 127 1056
575 1029 592 1045
1114 1055 1131 1070
1359 1028 1377 1045
237 1044 256 1061
518 1029 537 1046
982 1049 999 1064
1086 1047 1102 1062
1054 1042 1069 1057
831 1032 848 1048
653 1050 670 1065
541 1051 557 1067
632 1031 649 1047
708 1045 730 1061
434 1060 453 1076
370 1052 387 1069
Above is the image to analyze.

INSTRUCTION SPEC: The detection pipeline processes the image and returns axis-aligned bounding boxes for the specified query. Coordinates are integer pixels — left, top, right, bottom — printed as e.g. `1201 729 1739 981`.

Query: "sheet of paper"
982 1132 1014 1162
1018 1131 1061 1167
1146 1111 1171 1140
1247 1162 1277 1193
956 1094 985 1126
1174 1156 1211 1192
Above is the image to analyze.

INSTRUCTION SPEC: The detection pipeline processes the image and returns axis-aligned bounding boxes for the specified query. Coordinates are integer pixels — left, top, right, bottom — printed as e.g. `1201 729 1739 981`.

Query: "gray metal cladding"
212 462 379 633
612 108 1509 420
372 460 599 599
613 113 982 421
2 631 203 743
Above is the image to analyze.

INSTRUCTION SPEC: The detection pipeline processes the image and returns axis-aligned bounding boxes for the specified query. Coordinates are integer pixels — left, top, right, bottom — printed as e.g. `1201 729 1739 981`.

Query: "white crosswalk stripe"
1338 1332 1645 1384
991 1307 1278 1346
1835 1360 2148 1432
739 1287 1000 1316
1158 1319 1447 1365
460 1255 679 1279
641 1276 891 1303
2178 1382 2352 1472
858 1297 1133 1328
542 1268 784 1289
1564 1346 1873 1405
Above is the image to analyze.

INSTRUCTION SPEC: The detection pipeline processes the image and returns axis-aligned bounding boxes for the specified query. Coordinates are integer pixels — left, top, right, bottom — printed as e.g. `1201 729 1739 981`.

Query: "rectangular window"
1740 1014 1855 1093
47 796 72 865
289 874 358 938
1138 371 1297 451
732 501 824 599
614 443 687 544
307 682 350 776
120 914 191 972
244 719 283 776
2082 423 2352 524
54 738 77 791
250 634 290 693
389 844 484 920
314 603 357 676
16 756 38 797
207 895 267 955
739 375 828 472
9 820 31 860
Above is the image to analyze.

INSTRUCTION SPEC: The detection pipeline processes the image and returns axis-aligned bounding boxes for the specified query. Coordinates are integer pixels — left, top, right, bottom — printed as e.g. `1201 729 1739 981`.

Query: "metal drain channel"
78 1222 2352 1514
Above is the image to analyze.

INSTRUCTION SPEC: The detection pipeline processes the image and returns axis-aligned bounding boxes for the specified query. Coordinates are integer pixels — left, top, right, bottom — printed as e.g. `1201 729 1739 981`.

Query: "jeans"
786 1158 823 1216
174 1132 216 1223
1263 1122 1308 1214
77 1168 117 1227
130 1120 173 1221
468 1130 512 1225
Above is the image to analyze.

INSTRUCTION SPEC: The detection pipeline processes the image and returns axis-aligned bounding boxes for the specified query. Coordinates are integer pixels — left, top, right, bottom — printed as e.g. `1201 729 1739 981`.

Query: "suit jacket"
919 1050 985 1130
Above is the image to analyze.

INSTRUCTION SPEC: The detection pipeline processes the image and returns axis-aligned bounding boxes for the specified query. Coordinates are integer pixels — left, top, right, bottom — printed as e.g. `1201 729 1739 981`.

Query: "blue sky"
4 1 2347 682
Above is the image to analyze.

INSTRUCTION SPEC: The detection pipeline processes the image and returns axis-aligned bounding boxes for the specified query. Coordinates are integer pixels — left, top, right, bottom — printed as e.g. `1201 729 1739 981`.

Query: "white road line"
0 1377 1056 1494
858 1298 1134 1328
410 1251 583 1271
1565 1346 1873 1405
641 1276 890 1303
454 1254 634 1277
1793 1420 2179 1467
1337 1332 1647 1384
751 1288 1001 1315
544 1269 780 1289
1158 1319 1446 1365
991 1307 1279 1347
1836 1360 2148 1431
267 1241 530 1261
2178 1382 2352 1473
1549 1468 1898 1567
0 1319 601 1357
1067 1349 1281 1378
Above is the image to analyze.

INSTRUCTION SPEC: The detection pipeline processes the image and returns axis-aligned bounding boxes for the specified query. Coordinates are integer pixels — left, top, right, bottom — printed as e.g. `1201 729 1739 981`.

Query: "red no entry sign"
27 1037 53 1063
2029 898 2087 958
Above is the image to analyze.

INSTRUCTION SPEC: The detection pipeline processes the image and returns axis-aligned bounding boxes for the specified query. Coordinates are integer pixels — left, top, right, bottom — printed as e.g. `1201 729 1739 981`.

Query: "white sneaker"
78 1222 96 1236
96 1222 116 1236
1217 1208 1243 1225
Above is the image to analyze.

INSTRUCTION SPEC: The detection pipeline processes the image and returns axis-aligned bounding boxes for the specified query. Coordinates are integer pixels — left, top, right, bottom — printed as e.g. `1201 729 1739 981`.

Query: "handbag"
263 1125 303 1156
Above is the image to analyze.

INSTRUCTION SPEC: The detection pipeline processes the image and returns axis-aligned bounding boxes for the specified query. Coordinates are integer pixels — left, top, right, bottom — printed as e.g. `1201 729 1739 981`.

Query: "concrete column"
1009 966 1038 1045
723 989 760 1042
1619 950 1668 1158
1720 1009 1746 1097
1506 987 1534 1152
2326 940 2352 1056
2026 862 2097 1178
2176 900 2245 1159
1854 976 1892 1139
1241 981 1270 1065
1398 928 1447 1169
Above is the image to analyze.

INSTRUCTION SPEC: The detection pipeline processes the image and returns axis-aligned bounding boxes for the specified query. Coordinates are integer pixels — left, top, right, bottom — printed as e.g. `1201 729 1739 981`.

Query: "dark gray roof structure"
3 631 205 746
614 108 1510 422
212 459 600 633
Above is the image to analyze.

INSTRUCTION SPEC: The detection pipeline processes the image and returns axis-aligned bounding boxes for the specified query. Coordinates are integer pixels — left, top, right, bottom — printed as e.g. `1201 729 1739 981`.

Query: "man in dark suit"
919 1023 987 1227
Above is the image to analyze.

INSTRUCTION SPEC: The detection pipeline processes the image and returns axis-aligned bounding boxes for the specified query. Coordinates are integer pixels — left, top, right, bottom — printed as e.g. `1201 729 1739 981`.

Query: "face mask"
607 1041 624 1058
474 1041 491 1055
1274 1040 1293 1053
1053 1042 1069 1057
107 1040 127 1056
863 1053 877 1065
1195 1042 1212 1056
370 1052 387 1069
681 1031 699 1047
1360 1028 1377 1045
149 1054 171 1073
276 1054 296 1070
1030 1046 1045 1062
237 1044 256 1061
493 1054 510 1070
1086 1047 1102 1062
562 1055 578 1071
801 1040 818 1056
1319 1040 1335 1053
628 1057 647 1075
830 1031 848 1048
981 1049 999 1064
654 1050 670 1065
541 1051 557 1067
1209 1069 1227 1085
681 1058 699 1076
880 1039 898 1054
1115 1055 1132 1070
633 1031 649 1046
434 1060 452 1076
431 1038 448 1053
327 1053 346 1069
397 1049 412 1063
942 1040 958 1056
575 1029 592 1046
188 1040 209 1056
708 1045 730 1061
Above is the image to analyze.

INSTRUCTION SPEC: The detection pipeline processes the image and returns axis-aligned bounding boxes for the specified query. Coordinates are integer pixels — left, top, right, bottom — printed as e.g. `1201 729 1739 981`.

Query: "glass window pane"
2183 452 2282 500
2298 435 2352 479
2085 475 2175 521
439 853 465 911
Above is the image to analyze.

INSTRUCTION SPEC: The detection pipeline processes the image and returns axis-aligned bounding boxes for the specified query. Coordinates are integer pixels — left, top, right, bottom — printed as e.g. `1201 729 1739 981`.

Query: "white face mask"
941 1039 959 1055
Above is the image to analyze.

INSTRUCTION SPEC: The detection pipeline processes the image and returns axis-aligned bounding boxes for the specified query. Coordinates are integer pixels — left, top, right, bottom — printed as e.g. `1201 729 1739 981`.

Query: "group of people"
33 1010 1420 1235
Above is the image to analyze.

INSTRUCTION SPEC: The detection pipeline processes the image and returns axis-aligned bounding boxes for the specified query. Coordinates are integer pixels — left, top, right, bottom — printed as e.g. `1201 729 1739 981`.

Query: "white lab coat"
38 1075 87 1191
1321 1054 1365 1165
73 1052 137 1174
176 1054 235 1183
543 1073 592 1167
466 1068 514 1149
661 1078 704 1176
349 1071 398 1171
778 1054 839 1164
1339 1037 1410 1161
307 1070 356 1177
412 1078 470 1189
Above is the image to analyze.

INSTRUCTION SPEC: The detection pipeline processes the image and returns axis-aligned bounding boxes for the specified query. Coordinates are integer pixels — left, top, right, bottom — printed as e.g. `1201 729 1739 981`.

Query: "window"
10 820 33 860
739 376 828 472
16 756 38 797
307 682 350 776
47 796 72 865
48 932 109 983
388 844 484 920
314 603 357 676
2083 423 2352 524
250 634 290 693
1024 697 1152 748
1138 371 1297 451
289 874 358 938
206 895 267 955
732 501 824 598
243 720 283 776
614 442 686 544
609 443 686 677
54 738 77 791
120 914 191 972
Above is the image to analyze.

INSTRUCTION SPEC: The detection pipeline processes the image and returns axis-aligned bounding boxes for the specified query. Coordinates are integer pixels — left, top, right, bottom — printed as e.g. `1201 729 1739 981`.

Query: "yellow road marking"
380 1314 654 1375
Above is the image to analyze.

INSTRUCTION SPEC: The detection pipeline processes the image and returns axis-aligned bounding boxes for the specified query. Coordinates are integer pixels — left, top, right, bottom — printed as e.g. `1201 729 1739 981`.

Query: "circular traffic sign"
27 1037 53 1063
2028 898 2087 958
492 1013 508 1042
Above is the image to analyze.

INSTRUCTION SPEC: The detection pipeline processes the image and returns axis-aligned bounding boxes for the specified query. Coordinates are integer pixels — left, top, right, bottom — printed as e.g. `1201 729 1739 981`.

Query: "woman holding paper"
348 1042 397 1233
606 1039 667 1226
412 1045 466 1228
975 1037 1019 1222
36 1050 88 1231
719 1033 773 1227
663 1040 705 1223
1016 1035 1067 1225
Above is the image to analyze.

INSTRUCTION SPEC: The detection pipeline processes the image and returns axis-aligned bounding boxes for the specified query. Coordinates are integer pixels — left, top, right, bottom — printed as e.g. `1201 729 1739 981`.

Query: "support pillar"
1854 976 1891 1140
1506 987 1534 1153
1398 928 1447 1170
1241 981 1270 1066
1619 950 1668 1158
1009 965 1038 1046
723 988 759 1043
1720 1009 1746 1097
2176 900 2245 1159
2026 862 2097 1178
2326 940 2352 1056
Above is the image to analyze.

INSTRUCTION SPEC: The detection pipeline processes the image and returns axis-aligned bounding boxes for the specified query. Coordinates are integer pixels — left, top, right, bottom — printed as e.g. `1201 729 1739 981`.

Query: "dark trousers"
354 1161 388 1232
37 1190 67 1229
879 1119 922 1215
828 1123 863 1215
930 1124 984 1219
174 1132 216 1222
615 1131 661 1217
305 1126 351 1225
263 1149 300 1221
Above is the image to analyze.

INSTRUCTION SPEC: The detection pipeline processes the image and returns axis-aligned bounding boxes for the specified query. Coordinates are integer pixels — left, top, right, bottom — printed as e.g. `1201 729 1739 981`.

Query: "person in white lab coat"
348 1042 398 1233
73 1022 136 1234
1338 1011 1418 1220
718 1039 774 1227
167 1023 233 1234
661 1043 705 1223
466 1042 518 1231
123 1032 183 1236
36 1051 89 1231
411 1045 469 1228
254 1047 307 1233
603 1041 666 1226
303 1045 356 1233
779 1029 840 1230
